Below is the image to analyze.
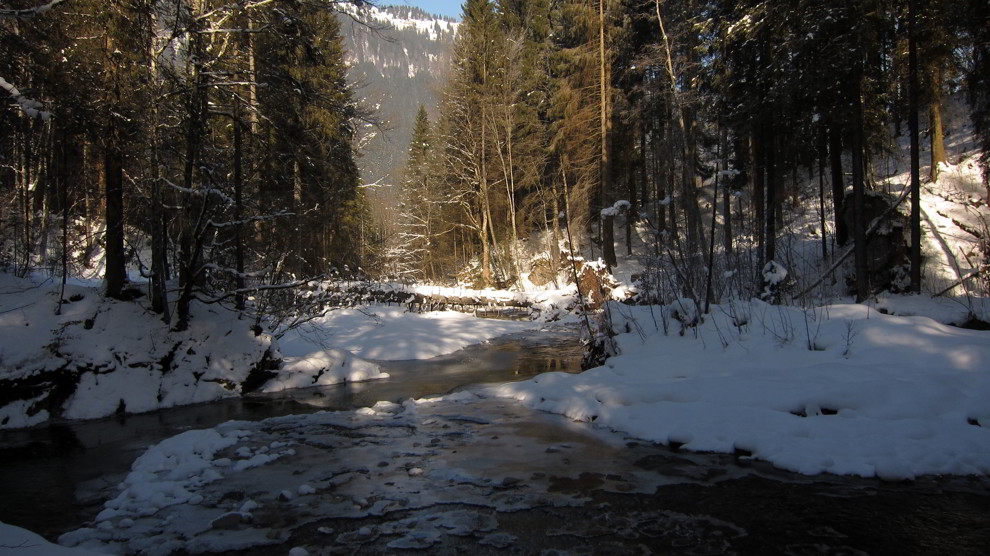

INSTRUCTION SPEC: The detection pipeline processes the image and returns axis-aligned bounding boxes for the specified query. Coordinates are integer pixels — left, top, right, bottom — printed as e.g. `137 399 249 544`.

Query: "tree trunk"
752 127 765 272
682 105 702 257
829 121 848 245
765 119 777 266
234 98 246 310
104 18 126 299
721 128 733 262
104 146 126 299
704 148 719 313
639 120 649 213
599 0 616 269
480 206 491 287
928 63 946 182
626 144 635 256
909 0 922 292
175 9 205 330
817 125 828 262
851 73 870 302
57 127 69 315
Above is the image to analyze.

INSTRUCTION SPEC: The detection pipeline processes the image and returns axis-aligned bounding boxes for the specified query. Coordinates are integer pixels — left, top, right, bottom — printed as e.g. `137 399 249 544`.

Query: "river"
1 327 988 555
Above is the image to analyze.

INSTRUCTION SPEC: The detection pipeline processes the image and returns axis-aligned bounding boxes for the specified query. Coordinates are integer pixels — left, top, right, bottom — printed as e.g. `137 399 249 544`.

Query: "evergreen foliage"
405 0 983 298
0 0 366 328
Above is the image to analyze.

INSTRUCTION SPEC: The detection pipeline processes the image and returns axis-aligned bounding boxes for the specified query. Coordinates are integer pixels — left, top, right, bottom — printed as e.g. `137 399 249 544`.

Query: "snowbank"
0 273 386 429
275 305 543 361
0 273 550 429
0 521 104 555
488 299 990 479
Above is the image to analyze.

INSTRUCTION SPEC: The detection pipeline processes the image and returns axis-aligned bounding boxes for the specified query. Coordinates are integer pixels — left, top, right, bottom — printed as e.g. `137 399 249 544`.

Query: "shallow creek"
1 327 988 554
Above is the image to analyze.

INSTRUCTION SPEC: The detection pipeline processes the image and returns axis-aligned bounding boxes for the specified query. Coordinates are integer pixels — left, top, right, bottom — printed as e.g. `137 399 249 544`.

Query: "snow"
601 199 631 217
487 299 990 479
0 522 103 555
276 305 541 361
0 274 366 428
340 4 459 41
0 272 552 428
261 347 387 393
0 76 52 120
762 260 788 286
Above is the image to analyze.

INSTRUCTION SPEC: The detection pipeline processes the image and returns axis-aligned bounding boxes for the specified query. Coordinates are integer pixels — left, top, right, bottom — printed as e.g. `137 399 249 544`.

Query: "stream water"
2 327 989 555
0 328 585 540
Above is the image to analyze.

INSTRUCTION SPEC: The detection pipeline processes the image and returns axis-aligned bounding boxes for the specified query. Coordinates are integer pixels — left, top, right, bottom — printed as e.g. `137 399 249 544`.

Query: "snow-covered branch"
195 277 326 304
0 76 51 120
207 212 294 228
0 0 66 19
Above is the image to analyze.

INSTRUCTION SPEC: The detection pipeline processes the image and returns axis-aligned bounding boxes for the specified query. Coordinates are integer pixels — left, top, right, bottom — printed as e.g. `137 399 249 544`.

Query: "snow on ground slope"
488 299 990 479
0 274 387 429
0 273 545 428
276 305 543 361
0 521 104 555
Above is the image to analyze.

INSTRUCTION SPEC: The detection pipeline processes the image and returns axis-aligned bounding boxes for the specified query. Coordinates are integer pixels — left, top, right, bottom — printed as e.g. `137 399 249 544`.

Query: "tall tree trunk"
234 98 246 310
654 107 666 233
765 119 777 266
909 0 922 292
928 64 946 182
551 178 562 268
176 8 205 330
704 145 719 313
721 127 733 263
57 127 69 315
639 119 649 212
480 206 491 286
851 73 870 302
752 127 765 272
19 120 31 275
104 146 126 298
600 0 616 269
829 120 848 246
817 125 828 262
682 104 702 256
626 142 635 256
104 13 127 299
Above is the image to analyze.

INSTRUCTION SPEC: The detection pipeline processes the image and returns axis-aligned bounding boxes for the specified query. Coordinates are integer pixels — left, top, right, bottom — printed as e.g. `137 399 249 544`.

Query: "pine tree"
397 105 438 279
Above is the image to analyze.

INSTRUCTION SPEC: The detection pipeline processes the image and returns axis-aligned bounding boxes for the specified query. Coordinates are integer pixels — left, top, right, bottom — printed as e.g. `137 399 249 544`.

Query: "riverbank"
490 298 990 479
0 273 546 429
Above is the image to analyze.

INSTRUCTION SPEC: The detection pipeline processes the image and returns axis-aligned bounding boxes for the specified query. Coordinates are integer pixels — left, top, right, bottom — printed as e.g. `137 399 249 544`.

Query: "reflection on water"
275 327 584 409
0 327 583 538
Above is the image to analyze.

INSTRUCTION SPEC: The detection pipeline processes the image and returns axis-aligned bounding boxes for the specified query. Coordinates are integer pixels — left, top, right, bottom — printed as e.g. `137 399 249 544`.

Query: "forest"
391 0 990 305
2 0 990 330
1 0 366 331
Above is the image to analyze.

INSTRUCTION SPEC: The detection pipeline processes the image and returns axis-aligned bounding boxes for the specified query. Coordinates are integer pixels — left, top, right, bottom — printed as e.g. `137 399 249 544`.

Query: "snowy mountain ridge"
339 4 456 193
344 4 459 41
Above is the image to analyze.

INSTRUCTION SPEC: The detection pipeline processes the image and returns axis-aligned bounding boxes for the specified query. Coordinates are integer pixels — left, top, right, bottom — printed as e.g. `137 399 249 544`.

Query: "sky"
399 0 463 20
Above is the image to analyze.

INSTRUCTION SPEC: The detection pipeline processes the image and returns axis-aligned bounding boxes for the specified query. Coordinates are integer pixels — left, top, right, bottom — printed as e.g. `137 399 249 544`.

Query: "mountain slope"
340 5 457 190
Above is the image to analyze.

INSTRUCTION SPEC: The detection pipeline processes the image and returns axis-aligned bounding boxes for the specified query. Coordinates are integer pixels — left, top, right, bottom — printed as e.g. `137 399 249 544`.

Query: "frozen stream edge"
57 393 765 555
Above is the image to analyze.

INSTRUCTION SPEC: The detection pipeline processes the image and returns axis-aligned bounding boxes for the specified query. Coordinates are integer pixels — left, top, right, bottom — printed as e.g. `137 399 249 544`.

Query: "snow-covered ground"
488 298 990 479
277 305 543 362
0 522 104 555
0 274 543 428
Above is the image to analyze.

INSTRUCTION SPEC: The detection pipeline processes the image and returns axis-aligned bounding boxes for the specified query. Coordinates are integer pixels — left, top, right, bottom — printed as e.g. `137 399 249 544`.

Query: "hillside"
340 5 457 190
